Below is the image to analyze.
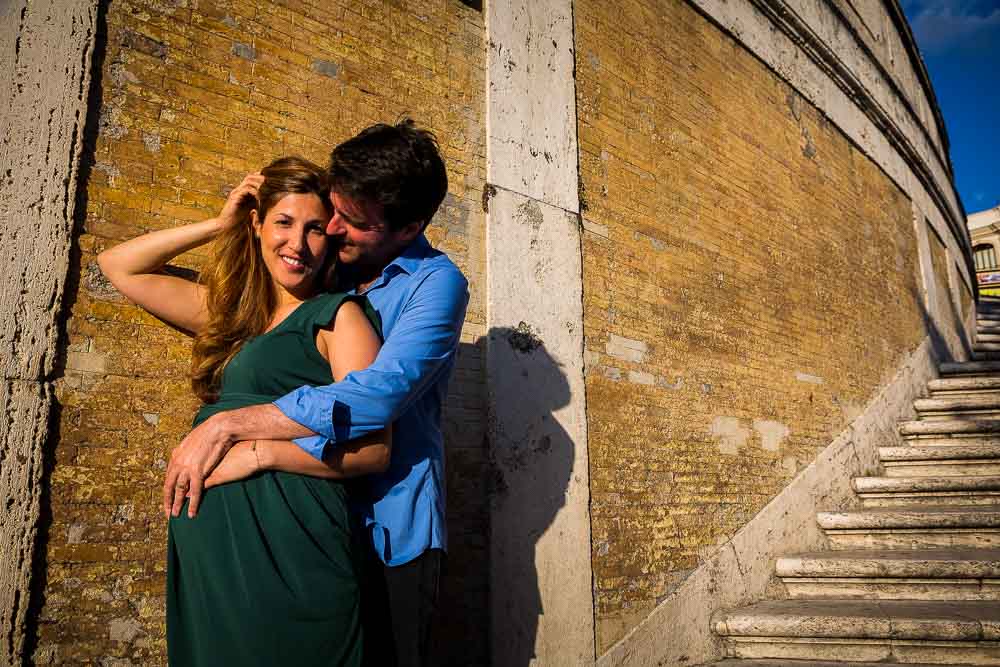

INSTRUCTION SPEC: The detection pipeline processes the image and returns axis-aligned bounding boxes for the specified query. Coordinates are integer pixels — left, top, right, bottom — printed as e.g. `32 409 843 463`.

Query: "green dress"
167 292 380 667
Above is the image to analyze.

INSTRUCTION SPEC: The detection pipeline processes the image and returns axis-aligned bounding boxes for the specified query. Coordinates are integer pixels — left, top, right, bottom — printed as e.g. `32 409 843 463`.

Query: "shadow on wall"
945 276 974 358
914 281 972 365
483 325 575 667
434 336 490 667
412 322 579 667
437 327 576 666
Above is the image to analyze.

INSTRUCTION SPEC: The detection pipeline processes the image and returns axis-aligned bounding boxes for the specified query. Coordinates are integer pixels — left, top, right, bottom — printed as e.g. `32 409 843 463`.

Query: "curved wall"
576 0 974 660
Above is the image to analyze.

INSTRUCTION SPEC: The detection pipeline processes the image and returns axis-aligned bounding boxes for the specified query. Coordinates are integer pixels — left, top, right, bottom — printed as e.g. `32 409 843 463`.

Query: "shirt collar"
388 233 433 276
353 234 432 294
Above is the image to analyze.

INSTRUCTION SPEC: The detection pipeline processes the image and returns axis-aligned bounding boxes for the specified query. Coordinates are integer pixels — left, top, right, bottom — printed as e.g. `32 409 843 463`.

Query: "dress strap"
308 292 383 341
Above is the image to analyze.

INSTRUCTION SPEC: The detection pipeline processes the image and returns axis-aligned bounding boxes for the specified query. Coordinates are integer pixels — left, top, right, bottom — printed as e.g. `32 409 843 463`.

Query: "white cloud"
908 1 1000 52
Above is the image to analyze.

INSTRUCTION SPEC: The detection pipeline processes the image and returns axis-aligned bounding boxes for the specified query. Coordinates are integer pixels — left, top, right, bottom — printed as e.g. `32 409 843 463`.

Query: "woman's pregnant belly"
169 471 358 613
173 393 359 613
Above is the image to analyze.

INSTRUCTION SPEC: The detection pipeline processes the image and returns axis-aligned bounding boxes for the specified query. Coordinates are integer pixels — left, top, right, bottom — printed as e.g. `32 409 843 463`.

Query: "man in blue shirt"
163 119 468 667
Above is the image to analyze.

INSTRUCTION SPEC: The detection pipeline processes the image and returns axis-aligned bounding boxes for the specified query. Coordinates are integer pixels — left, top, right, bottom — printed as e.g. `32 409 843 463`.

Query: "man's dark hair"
328 118 448 231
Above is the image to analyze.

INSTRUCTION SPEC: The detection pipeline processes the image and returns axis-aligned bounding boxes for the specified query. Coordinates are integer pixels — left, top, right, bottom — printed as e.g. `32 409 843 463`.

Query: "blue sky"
901 0 1000 214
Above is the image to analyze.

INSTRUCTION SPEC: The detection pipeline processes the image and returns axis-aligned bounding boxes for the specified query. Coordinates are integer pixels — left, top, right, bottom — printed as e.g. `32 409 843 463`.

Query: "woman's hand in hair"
218 173 265 231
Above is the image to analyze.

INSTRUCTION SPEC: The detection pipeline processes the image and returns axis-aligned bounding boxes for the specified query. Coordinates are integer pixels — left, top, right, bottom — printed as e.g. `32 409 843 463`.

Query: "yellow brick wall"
36 1 486 664
574 0 925 651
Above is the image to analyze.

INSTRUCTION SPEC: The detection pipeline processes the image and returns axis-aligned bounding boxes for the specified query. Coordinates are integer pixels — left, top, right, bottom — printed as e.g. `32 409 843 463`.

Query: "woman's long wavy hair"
191 156 334 403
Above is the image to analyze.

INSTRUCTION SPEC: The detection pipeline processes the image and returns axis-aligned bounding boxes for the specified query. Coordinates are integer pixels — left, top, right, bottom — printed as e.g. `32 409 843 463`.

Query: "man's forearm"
214 403 317 442
273 265 470 442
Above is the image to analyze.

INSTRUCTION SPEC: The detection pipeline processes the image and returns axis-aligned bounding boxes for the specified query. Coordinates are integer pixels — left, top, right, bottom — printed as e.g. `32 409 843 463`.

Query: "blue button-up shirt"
273 234 469 566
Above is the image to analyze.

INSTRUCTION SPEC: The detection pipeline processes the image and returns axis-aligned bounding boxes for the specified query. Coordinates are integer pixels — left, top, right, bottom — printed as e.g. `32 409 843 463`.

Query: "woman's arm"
97 174 263 335
203 427 392 489
266 427 392 476
316 299 392 464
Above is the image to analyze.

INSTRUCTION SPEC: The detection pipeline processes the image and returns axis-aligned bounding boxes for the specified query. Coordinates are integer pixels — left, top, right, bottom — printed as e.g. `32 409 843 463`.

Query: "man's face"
326 191 416 275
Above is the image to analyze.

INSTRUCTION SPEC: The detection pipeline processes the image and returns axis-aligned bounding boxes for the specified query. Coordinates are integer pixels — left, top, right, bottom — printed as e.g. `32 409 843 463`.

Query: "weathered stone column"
0 1 98 662
485 0 596 663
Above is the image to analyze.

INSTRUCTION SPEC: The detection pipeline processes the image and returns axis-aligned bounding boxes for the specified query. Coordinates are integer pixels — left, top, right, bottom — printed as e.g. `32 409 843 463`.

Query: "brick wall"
35 1 486 664
574 0 925 651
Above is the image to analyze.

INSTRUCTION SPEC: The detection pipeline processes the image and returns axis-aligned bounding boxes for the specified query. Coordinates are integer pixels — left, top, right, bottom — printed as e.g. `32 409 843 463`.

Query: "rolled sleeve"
274 389 333 438
289 433 328 460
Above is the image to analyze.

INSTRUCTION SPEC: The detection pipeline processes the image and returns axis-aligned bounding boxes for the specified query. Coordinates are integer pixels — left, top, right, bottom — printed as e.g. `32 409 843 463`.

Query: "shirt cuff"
273 386 334 439
292 434 328 460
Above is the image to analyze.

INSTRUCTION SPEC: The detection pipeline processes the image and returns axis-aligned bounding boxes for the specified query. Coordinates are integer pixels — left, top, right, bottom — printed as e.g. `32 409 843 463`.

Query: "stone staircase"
707 301 1000 666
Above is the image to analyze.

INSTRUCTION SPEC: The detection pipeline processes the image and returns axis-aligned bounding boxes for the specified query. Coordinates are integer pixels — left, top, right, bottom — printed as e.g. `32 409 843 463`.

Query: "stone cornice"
882 0 956 179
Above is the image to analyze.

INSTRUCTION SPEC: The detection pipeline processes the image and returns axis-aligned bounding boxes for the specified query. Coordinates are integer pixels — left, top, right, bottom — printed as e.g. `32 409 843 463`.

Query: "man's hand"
164 403 317 518
163 413 236 518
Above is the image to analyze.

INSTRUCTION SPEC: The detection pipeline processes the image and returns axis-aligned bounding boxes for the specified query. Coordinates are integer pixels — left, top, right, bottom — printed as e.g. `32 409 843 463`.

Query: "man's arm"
162 266 469 517
275 266 469 448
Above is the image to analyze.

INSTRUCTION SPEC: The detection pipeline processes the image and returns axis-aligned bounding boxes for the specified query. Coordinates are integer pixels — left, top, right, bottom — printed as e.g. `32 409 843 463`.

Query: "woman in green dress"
98 157 388 666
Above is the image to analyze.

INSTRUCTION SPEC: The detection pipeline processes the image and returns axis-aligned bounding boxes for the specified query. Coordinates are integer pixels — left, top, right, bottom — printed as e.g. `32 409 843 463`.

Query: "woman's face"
253 192 331 299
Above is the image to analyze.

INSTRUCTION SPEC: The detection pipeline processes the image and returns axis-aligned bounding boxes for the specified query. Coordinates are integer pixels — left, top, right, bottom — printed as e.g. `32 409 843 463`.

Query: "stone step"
918 411 1000 422
879 442 1000 477
780 548 1000 577
713 599 1000 663
975 342 1000 351
818 506 1000 530
915 397 1000 412
881 441 1000 458
914 396 1000 420
976 333 1000 343
707 662 993 667
885 437 1000 451
854 475 1000 506
940 360 1000 376
900 419 1000 437
928 376 1000 395
777 550 1000 600
776 549 1000 601
818 505 1000 549
977 324 1000 334
972 350 1000 361
881 460 1000 478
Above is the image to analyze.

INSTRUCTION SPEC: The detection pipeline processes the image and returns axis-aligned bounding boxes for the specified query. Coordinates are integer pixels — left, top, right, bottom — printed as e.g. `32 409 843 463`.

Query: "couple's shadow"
437 327 576 666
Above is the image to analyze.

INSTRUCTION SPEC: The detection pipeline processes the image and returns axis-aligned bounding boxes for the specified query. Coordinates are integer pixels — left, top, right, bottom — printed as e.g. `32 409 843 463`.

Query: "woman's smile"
279 253 307 271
